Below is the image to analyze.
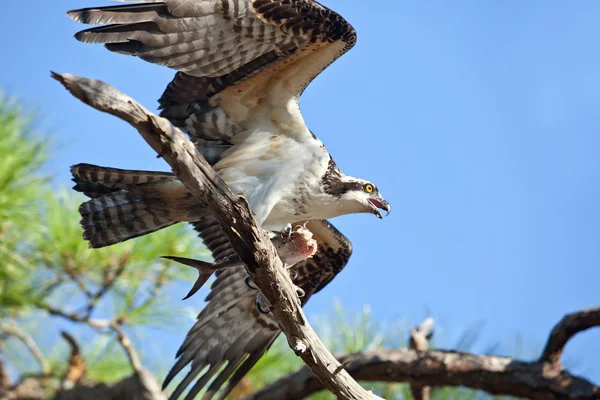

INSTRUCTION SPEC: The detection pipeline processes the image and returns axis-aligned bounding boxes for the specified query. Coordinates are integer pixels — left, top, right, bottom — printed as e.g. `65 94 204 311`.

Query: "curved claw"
289 268 298 281
295 286 306 298
255 294 271 314
245 276 259 290
282 223 293 239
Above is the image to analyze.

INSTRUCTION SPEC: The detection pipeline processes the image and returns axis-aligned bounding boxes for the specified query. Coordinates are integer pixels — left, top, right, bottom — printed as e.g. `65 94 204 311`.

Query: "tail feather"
71 164 178 248
79 192 176 248
71 163 174 189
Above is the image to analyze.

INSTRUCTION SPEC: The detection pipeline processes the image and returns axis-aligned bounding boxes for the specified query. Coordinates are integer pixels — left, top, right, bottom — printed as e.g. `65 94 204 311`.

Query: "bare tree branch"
0 323 49 373
63 254 93 300
408 318 434 400
129 260 170 316
539 307 600 370
247 348 600 400
110 322 143 374
0 353 11 390
60 331 86 390
248 307 600 400
83 255 129 318
52 72 383 400
39 303 111 330
108 323 167 400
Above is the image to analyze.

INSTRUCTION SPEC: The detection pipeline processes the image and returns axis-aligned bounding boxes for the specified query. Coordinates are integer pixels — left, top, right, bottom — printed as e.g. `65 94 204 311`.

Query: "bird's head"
335 178 391 219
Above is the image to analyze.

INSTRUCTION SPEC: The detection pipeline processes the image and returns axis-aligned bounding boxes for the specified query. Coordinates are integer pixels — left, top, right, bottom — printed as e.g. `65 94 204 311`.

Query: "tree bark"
247 348 600 400
408 318 434 400
248 308 600 400
539 308 600 371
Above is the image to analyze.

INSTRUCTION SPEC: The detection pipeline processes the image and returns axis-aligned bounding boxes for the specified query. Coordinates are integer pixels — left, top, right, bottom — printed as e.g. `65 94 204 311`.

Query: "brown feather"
163 220 352 399
68 0 356 166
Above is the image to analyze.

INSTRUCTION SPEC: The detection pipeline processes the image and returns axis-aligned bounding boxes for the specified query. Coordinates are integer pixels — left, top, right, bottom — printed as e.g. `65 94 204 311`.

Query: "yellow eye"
364 184 374 193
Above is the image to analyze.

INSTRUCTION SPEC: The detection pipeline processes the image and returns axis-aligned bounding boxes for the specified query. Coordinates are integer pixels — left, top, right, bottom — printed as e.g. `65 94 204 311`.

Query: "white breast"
213 124 330 228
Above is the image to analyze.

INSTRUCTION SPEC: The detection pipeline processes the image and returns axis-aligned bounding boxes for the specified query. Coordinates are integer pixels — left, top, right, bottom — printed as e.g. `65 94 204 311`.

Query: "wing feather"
163 219 352 399
68 0 356 161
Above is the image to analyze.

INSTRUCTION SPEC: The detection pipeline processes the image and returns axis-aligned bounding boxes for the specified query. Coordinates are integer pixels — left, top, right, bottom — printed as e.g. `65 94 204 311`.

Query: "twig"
247 308 600 400
83 257 128 318
0 323 49 373
110 322 143 374
53 72 383 400
38 276 65 299
63 254 93 299
109 323 167 400
539 307 600 370
60 331 86 390
130 261 170 315
409 318 434 400
39 303 110 330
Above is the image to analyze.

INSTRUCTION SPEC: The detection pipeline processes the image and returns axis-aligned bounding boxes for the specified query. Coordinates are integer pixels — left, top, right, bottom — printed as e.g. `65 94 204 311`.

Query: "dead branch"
130 261 170 314
3 330 165 400
54 372 165 400
60 332 86 390
39 303 111 330
408 318 434 400
52 72 383 400
0 371 163 400
247 308 600 400
110 323 143 375
539 307 600 370
63 255 93 299
38 300 164 399
83 256 128 318
0 354 11 390
0 323 49 373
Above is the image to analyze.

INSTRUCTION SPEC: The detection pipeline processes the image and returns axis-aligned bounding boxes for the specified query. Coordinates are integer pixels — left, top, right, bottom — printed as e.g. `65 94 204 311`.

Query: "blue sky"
2 0 599 385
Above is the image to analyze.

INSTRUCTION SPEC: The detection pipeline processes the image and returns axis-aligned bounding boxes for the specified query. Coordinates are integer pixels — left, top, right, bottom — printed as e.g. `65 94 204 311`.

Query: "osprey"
67 0 391 398
67 0 390 251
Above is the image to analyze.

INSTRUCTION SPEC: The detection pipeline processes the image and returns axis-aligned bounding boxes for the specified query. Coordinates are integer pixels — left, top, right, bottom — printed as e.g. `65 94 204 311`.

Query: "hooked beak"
368 197 391 219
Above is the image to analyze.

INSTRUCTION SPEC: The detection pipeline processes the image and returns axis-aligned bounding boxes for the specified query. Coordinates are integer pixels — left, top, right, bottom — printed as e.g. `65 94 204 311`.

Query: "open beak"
368 198 391 219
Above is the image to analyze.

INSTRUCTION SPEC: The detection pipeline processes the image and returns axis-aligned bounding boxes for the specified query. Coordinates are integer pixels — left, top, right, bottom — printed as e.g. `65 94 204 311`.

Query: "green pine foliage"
0 95 49 312
0 94 207 384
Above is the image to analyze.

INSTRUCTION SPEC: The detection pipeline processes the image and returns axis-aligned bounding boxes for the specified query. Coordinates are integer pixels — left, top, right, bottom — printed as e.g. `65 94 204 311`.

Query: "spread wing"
67 0 356 139
68 0 355 224
164 219 352 400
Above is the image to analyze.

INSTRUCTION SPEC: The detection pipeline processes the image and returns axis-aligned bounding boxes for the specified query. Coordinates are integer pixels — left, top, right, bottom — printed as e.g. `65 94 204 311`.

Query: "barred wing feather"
164 220 352 399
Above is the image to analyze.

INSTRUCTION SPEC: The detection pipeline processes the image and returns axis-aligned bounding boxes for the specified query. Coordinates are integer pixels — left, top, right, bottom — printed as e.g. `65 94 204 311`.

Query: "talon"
289 268 298 280
282 223 293 240
245 276 258 290
295 287 305 298
256 293 271 314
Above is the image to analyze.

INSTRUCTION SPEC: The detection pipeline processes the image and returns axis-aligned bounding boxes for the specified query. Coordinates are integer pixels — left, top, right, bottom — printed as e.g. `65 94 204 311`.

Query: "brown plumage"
67 0 357 164
68 0 390 239
163 219 352 400
65 2 381 398
70 165 355 399
71 163 203 248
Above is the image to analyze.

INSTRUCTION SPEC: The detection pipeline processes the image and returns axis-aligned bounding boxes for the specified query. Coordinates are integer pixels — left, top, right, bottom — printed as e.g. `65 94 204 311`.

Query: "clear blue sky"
2 0 599 385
